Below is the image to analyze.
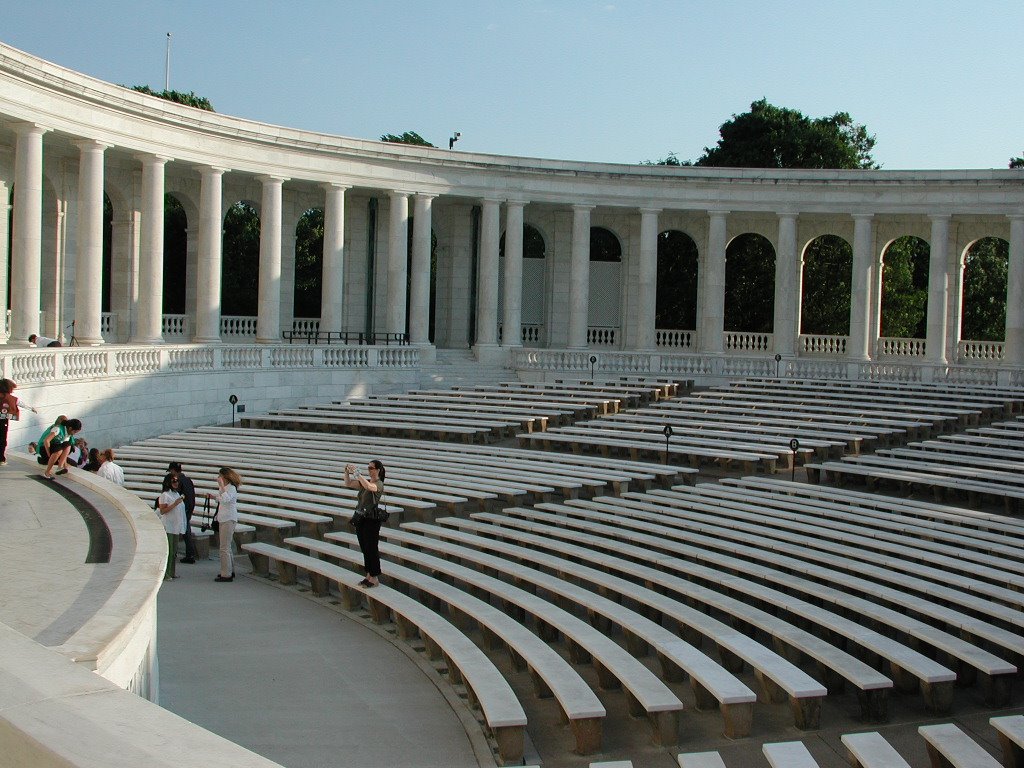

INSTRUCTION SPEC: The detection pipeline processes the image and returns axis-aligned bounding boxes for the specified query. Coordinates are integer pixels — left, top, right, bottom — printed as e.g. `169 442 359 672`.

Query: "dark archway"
725 233 775 332
880 236 929 338
102 194 112 313
961 237 1008 342
162 195 187 314
293 208 324 319
221 201 260 316
800 234 852 335
499 223 547 344
656 230 698 330
590 227 621 262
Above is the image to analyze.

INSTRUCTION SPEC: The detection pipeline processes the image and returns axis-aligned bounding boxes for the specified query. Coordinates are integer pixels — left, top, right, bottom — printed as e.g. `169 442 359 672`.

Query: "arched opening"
162 194 187 315
725 233 775 333
499 223 546 345
293 207 324 320
880 236 929 339
221 201 261 317
588 226 622 346
800 234 852 335
961 237 1008 342
656 230 698 334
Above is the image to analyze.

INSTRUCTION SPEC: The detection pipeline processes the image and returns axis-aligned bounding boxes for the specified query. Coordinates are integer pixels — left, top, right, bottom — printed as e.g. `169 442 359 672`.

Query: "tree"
380 131 434 147
221 202 260 316
129 85 214 111
1011 155 1024 169
801 236 852 335
961 237 1008 341
293 208 324 319
880 237 929 338
696 99 877 169
640 153 691 167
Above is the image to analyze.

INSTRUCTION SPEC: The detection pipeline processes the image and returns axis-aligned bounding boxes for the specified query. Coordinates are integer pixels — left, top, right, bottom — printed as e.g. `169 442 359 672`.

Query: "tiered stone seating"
808 416 1024 512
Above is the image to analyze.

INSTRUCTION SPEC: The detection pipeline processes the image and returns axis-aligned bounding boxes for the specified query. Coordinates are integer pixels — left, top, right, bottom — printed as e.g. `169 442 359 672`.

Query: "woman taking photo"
344 460 385 587
156 475 186 580
207 467 241 583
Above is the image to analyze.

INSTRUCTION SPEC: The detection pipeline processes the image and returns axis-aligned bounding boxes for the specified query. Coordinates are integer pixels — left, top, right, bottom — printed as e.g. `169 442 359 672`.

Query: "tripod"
65 321 80 347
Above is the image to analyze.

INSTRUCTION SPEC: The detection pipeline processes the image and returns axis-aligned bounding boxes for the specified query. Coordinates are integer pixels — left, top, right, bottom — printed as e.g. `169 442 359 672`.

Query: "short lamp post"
229 394 243 428
789 438 800 482
589 354 597 381
663 424 674 465
775 352 782 379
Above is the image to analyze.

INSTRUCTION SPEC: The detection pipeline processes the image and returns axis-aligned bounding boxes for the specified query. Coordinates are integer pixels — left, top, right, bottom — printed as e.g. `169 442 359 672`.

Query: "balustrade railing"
958 339 1004 362
877 337 926 358
799 334 848 356
161 314 188 338
724 332 773 353
587 327 618 347
655 328 694 349
292 318 320 335
221 316 258 338
497 323 544 345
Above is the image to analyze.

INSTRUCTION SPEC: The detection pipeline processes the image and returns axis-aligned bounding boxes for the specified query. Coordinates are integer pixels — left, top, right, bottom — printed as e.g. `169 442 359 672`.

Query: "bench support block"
721 702 753 739
856 688 890 723
790 695 822 730
921 680 955 714
492 725 524 766
570 717 603 755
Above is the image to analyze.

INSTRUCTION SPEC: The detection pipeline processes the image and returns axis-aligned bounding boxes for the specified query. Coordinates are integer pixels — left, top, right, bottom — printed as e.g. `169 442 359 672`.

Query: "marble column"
194 166 226 342
256 175 286 343
1004 214 1024 366
501 200 526 348
568 204 593 348
73 139 108 345
699 210 728 354
637 207 660 350
475 198 501 347
320 183 350 334
9 122 48 347
0 180 9 342
409 193 435 344
385 191 410 336
772 212 800 357
131 154 169 344
925 215 951 365
848 214 875 360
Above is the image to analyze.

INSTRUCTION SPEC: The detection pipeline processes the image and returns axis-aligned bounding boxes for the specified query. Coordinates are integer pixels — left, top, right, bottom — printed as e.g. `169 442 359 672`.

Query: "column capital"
776 210 799 220
928 213 952 223
255 174 288 185
197 164 229 177
572 203 595 212
505 198 528 208
135 152 172 166
321 181 351 193
9 120 50 137
852 212 874 222
388 189 412 200
414 192 438 202
1008 212 1024 222
72 138 111 153
638 206 662 215
707 209 730 218
480 197 503 206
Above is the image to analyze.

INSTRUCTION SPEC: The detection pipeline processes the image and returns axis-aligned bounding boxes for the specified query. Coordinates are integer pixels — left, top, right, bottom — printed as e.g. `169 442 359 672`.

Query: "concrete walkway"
0 459 487 768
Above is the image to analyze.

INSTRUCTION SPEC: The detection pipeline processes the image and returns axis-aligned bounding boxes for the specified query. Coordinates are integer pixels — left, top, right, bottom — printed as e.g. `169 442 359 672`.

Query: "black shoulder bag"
199 495 219 533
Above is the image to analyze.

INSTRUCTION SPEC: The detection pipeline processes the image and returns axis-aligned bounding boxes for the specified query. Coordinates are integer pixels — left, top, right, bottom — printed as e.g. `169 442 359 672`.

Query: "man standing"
168 461 197 563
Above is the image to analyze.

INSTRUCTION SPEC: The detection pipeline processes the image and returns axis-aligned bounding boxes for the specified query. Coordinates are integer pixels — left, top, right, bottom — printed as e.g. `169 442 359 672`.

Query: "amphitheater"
2 40 1024 768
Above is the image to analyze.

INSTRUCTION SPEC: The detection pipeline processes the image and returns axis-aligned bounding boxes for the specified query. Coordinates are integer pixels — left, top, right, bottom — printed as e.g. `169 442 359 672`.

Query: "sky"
2 1 1021 170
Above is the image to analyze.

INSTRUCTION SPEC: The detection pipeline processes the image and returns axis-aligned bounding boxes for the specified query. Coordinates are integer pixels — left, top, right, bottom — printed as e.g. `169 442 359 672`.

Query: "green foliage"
293 208 325 319
130 85 214 111
961 237 1008 341
724 233 775 332
1011 155 1024 169
640 153 692 167
656 231 698 329
163 195 187 314
221 202 260 316
800 235 852 335
880 236 929 338
380 131 434 147
696 99 877 169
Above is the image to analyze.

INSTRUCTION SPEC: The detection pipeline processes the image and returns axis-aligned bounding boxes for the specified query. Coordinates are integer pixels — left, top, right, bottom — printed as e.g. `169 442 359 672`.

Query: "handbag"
199 495 219 534
350 490 388 526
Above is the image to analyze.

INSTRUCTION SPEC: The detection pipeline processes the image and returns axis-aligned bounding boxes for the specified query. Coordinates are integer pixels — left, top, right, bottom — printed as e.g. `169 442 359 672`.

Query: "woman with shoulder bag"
206 467 241 583
344 459 386 587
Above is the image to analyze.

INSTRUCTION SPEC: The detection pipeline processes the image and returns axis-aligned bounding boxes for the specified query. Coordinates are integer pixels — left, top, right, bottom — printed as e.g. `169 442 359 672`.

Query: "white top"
97 461 125 487
215 485 239 523
32 335 58 347
157 490 186 535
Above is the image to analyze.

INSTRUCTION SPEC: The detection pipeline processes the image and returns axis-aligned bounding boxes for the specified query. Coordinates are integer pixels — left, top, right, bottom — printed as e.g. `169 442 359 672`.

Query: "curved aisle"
156 554 487 768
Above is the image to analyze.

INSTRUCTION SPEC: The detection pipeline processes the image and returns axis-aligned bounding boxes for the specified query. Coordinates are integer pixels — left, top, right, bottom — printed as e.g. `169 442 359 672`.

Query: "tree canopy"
644 99 877 169
380 131 434 147
697 99 877 169
130 85 214 111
